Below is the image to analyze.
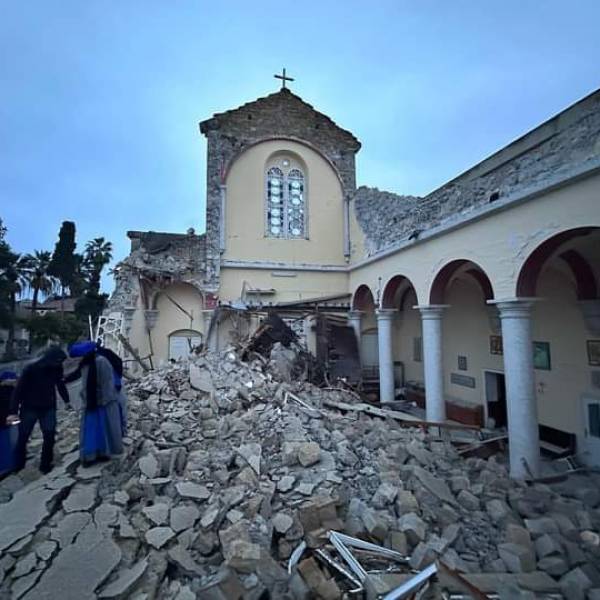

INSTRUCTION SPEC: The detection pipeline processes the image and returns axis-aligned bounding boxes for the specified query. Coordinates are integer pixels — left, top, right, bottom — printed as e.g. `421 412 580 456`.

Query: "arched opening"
429 260 498 427
430 259 494 305
381 275 422 399
516 227 600 465
351 285 378 383
352 284 375 311
168 329 203 361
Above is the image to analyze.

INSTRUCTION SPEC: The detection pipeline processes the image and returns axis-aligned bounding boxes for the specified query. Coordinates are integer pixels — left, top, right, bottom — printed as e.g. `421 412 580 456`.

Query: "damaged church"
107 81 600 479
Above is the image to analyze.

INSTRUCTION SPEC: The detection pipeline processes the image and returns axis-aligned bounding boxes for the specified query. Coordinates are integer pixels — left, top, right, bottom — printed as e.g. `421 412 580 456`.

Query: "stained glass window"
267 167 284 238
265 162 306 239
287 169 305 237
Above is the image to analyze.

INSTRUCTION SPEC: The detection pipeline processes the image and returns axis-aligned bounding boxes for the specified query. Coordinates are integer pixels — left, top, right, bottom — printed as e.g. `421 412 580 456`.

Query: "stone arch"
381 274 418 310
516 227 599 299
150 281 206 310
352 284 376 311
224 136 345 191
429 259 494 305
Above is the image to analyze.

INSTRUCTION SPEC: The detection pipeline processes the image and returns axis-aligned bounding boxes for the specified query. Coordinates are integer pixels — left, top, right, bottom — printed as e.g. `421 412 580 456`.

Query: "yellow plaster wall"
219 267 348 304
150 283 205 366
224 140 347 265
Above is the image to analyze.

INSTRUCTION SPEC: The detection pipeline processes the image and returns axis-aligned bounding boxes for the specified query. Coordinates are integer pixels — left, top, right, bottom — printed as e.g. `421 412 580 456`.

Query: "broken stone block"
169 505 200 533
395 490 419 515
486 499 512 523
361 509 388 542
225 540 262 573
537 556 569 577
63 483 97 513
297 442 321 467
236 443 262 475
559 567 593 600
388 531 408 555
98 559 148 599
297 556 341 600
535 534 563 559
196 568 244 600
410 541 437 570
138 454 159 479
167 544 204 577
175 481 210 501
506 524 533 549
498 543 536 573
13 551 37 578
272 513 294 534
524 517 559 538
145 526 175 549
371 482 398 508
189 364 214 393
51 511 92 549
412 466 457 506
35 540 57 562
457 489 480 511
398 512 426 547
142 503 170 526
276 475 296 492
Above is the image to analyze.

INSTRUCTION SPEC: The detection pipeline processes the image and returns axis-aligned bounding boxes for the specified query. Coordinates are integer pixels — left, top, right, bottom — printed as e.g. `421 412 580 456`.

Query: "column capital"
414 304 449 319
375 308 397 321
489 298 537 319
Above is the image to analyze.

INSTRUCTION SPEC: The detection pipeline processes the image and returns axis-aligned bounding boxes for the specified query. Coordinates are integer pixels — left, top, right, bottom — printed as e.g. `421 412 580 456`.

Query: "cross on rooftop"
274 68 294 89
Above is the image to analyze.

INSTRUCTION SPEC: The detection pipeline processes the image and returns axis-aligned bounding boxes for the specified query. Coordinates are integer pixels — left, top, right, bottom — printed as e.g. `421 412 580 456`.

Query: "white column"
203 310 218 352
418 305 447 422
495 300 540 479
376 309 396 404
347 310 363 346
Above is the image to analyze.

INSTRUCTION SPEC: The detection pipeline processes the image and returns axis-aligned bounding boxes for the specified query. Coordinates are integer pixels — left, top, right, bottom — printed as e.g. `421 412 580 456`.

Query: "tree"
0 250 30 359
23 250 54 313
83 237 113 293
48 221 77 302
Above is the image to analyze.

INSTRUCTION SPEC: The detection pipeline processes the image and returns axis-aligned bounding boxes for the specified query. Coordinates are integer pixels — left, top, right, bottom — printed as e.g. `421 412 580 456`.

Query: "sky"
1 1 599 292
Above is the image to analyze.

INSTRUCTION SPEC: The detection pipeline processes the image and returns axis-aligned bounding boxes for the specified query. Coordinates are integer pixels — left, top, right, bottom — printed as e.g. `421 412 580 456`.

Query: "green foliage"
75 291 109 322
22 313 85 347
48 221 77 294
83 238 113 293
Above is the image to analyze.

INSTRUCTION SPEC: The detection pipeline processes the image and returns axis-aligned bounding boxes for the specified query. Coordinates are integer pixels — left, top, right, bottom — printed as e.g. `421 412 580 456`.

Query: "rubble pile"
1 347 600 599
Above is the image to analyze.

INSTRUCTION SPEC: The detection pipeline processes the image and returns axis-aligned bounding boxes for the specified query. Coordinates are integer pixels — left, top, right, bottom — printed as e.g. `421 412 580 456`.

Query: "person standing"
68 342 123 466
10 347 71 474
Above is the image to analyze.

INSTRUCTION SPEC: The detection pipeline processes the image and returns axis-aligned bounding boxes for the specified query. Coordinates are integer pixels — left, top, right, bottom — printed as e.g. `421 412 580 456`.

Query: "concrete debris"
1 345 599 599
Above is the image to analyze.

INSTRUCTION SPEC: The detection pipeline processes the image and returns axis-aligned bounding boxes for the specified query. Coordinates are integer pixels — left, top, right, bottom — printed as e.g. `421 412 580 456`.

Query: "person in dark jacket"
11 346 71 474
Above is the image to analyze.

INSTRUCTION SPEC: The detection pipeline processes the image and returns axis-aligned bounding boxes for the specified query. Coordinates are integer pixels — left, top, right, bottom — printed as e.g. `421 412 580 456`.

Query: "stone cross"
274 68 294 89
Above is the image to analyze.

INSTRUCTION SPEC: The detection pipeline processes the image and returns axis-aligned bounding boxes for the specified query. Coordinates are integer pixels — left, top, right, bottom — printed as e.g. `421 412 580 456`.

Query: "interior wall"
391 289 424 385
532 266 596 437
151 283 205 366
443 277 504 407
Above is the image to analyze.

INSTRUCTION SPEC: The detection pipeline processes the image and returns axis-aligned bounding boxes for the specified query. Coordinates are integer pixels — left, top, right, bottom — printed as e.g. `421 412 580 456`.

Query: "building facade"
108 86 600 477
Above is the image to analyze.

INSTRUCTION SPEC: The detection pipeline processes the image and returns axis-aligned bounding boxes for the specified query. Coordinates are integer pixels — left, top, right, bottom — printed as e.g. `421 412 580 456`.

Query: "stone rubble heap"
1 347 600 599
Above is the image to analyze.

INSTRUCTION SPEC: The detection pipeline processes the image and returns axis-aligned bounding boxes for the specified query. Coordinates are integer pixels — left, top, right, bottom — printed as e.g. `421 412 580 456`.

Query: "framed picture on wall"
588 340 600 366
490 335 503 355
533 341 551 370
458 355 468 371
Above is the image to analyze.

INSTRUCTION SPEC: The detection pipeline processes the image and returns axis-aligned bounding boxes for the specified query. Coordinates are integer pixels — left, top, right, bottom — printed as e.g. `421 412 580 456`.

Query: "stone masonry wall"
354 90 600 257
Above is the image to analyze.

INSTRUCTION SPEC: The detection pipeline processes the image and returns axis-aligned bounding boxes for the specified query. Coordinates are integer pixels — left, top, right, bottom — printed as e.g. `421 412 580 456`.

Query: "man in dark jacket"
11 346 71 474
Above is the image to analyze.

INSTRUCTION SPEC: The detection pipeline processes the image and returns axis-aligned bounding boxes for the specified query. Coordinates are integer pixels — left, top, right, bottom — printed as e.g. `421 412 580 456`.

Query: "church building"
107 77 600 479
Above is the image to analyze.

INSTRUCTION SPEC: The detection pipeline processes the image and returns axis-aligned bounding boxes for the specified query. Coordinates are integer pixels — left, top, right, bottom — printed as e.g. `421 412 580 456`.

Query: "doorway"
582 395 600 467
484 370 507 429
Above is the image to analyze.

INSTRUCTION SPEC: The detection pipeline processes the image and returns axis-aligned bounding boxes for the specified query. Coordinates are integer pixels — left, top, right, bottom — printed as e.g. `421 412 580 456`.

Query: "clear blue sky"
1 1 599 291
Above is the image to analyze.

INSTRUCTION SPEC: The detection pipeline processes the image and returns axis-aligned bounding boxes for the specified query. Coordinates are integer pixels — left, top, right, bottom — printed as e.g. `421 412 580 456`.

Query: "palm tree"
23 250 54 313
0 252 30 358
84 238 113 293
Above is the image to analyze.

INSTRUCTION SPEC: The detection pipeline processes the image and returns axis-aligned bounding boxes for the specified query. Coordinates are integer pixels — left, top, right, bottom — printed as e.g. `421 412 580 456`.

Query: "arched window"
267 167 284 238
265 159 307 239
287 169 305 238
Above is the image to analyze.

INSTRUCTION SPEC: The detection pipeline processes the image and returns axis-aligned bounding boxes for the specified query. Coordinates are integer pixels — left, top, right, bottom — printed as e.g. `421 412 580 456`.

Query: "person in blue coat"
68 341 123 466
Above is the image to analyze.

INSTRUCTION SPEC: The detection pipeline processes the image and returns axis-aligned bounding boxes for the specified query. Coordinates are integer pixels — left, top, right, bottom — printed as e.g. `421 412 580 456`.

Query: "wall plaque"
450 373 476 388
